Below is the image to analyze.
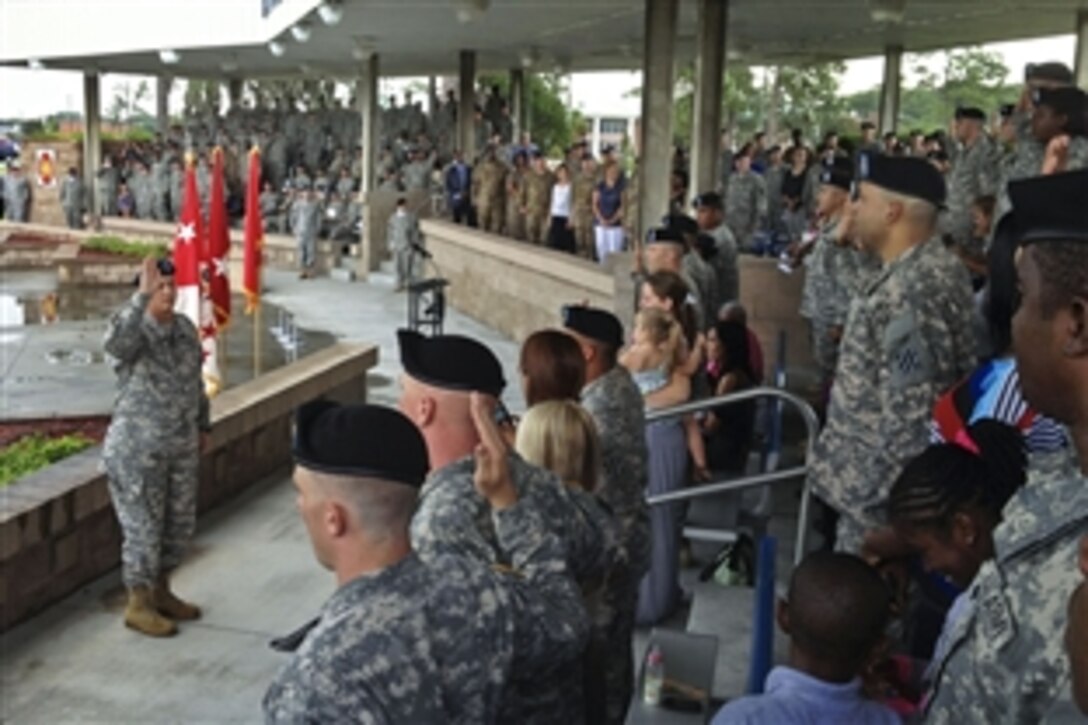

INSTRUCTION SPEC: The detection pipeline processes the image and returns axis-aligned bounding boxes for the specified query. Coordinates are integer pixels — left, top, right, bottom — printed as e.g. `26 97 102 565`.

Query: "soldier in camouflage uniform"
505 151 529 240
521 152 555 245
131 162 154 219
264 400 588 724
667 213 719 326
473 146 507 235
725 150 767 252
96 156 119 217
693 191 740 305
398 329 606 724
925 169 1088 722
572 155 598 260
291 184 322 279
102 257 209 637
387 197 422 291
59 167 84 229
259 181 284 234
806 155 977 554
943 107 998 259
562 305 649 725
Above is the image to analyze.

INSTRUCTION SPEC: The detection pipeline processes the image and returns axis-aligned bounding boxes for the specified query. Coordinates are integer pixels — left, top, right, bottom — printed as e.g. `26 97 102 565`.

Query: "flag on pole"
208 147 231 329
243 146 264 314
173 155 203 328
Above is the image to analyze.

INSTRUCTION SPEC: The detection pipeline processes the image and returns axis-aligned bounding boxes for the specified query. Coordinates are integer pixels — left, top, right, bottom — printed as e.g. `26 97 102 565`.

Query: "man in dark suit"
445 150 474 226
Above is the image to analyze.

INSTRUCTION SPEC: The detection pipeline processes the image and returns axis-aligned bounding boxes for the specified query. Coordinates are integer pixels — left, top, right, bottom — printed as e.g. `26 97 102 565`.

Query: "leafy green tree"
478 72 576 156
666 64 763 147
108 79 152 122
770 62 848 139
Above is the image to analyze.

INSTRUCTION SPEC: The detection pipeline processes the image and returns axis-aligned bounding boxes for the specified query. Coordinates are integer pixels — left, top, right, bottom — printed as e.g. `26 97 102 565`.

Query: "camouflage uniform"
102 291 209 589
800 220 863 379
581 365 650 725
291 197 322 271
505 166 527 240
473 157 507 235
682 252 719 330
944 136 998 255
59 173 84 229
705 222 740 306
725 170 767 251
386 209 422 289
265 501 588 724
96 164 119 217
806 237 977 553
260 189 283 234
924 461 1088 723
131 169 154 219
763 162 786 236
410 453 610 724
522 168 555 245
996 125 1088 223
572 172 597 260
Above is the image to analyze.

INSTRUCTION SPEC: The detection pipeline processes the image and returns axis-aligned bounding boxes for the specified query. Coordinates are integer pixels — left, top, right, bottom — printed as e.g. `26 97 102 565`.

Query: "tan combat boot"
124 587 177 637
154 576 202 621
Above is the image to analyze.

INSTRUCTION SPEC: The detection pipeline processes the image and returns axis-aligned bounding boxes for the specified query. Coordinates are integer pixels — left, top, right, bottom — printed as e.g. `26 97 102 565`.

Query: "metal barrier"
643 387 820 565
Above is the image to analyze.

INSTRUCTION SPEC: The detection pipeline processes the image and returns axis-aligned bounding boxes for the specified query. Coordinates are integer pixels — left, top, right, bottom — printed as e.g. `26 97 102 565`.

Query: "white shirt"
550 182 572 218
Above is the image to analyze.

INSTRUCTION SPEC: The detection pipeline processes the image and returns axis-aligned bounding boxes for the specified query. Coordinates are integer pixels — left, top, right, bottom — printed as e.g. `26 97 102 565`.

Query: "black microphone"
411 243 432 260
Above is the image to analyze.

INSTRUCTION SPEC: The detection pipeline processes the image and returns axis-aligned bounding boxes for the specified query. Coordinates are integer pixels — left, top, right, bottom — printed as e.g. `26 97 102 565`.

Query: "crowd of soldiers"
92 58 1088 725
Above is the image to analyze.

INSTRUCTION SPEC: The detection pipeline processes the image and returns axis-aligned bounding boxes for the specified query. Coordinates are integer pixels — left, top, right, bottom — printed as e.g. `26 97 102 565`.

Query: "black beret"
561 305 624 349
819 156 853 191
692 191 723 210
293 401 429 486
926 150 950 163
955 106 986 121
695 232 718 258
857 152 946 207
530 150 544 159
398 329 506 396
661 213 699 238
908 129 924 137
1032 86 1086 117
1025 62 1074 84
645 226 686 246
998 103 1015 118
132 258 175 287
1007 169 1088 246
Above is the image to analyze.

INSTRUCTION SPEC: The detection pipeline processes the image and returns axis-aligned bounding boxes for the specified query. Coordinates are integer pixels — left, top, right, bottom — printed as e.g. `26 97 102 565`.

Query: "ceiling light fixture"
27 58 45 70
869 0 906 24
159 49 180 65
268 39 287 57
455 0 490 24
291 21 313 42
317 0 344 26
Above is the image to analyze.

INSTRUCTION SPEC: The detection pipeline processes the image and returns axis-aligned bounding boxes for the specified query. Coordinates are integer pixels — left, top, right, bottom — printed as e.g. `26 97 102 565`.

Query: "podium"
407 277 449 335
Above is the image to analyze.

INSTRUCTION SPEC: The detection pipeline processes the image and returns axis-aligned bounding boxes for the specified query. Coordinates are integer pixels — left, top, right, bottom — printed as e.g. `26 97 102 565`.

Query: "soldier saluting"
102 256 210 637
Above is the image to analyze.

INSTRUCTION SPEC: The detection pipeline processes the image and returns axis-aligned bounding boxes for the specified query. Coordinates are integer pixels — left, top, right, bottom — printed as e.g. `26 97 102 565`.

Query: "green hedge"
83 236 168 259
0 434 94 489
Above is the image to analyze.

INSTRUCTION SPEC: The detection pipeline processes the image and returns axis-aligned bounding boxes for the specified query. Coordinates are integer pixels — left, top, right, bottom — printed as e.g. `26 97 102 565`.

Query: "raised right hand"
469 392 517 510
139 256 160 296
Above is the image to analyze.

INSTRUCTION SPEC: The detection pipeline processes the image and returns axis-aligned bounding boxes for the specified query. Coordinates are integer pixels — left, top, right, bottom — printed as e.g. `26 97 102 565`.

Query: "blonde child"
620 307 685 404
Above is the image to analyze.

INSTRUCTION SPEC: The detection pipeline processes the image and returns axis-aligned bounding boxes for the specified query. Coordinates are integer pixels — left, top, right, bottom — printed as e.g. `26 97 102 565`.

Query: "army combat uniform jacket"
925 460 1088 723
264 501 588 724
806 237 976 545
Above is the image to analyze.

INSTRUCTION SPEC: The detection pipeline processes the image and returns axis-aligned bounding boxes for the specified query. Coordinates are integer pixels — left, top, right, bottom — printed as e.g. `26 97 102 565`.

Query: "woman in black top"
781 145 811 242
701 320 757 474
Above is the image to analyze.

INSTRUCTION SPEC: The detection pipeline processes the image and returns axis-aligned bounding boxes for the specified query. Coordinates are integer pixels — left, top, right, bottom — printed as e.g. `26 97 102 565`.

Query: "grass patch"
0 434 94 488
83 236 168 259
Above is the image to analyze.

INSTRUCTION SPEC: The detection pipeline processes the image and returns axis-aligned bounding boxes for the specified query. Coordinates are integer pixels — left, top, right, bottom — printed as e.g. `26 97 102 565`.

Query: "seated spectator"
701 320 757 475
117 183 135 218
711 551 899 725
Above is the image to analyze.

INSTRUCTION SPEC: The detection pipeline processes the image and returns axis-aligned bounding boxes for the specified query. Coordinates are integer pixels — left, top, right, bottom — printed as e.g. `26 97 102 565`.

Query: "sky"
0 33 1077 122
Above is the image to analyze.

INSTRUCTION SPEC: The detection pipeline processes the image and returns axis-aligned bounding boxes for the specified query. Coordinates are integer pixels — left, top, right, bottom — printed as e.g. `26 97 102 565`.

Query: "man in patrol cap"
397 329 604 723
562 304 648 724
103 256 210 637
924 169 1088 723
642 225 707 330
693 191 740 305
264 400 588 723
805 154 976 553
944 106 998 259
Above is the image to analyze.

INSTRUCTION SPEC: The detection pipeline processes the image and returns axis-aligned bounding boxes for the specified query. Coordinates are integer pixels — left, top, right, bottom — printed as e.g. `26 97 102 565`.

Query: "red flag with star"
173 155 203 328
243 146 263 313
208 147 231 329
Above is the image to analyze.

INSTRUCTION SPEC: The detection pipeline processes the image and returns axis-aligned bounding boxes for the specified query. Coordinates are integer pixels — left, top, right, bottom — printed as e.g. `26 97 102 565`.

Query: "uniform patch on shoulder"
978 585 1016 652
883 309 933 388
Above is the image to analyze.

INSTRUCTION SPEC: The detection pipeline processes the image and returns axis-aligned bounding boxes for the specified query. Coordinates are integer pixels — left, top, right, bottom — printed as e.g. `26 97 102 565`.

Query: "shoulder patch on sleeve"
883 308 933 388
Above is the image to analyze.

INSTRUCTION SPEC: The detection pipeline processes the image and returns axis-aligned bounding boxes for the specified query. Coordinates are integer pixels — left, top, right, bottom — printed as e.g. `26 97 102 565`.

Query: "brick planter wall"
0 342 378 630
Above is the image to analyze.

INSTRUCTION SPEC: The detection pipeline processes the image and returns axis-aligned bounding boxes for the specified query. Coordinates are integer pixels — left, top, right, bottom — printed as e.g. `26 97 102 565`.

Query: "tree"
664 64 762 148
770 62 848 139
477 71 577 156
108 79 152 122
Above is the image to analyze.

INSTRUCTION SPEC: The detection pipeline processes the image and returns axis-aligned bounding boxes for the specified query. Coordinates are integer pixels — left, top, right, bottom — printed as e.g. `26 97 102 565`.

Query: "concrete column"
878 45 903 135
509 68 526 141
357 53 380 278
637 0 679 244
690 0 727 201
156 76 172 136
427 75 438 114
228 78 244 110
458 50 477 159
1076 10 1088 90
83 72 102 225
591 116 602 155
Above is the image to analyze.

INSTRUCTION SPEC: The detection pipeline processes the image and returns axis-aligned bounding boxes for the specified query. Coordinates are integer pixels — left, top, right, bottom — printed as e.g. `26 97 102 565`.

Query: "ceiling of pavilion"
2 0 1085 79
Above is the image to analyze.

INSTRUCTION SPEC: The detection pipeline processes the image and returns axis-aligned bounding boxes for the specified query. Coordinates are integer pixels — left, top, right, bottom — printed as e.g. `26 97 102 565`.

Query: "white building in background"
570 72 641 155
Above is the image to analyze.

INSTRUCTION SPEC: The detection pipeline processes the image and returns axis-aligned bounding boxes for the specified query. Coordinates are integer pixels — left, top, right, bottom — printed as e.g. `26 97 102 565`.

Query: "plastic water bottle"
642 643 665 706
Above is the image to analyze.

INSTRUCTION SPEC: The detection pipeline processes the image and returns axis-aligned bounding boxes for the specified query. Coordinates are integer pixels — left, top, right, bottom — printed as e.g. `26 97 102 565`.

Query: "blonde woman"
516 400 619 724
